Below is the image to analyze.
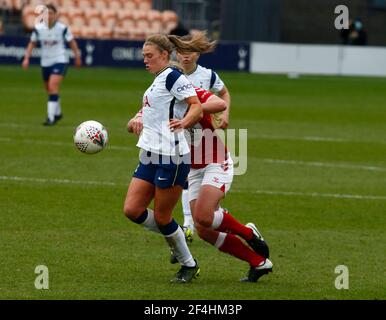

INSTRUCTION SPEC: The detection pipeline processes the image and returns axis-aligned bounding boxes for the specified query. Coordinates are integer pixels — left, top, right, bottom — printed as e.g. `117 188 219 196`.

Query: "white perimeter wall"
250 42 386 77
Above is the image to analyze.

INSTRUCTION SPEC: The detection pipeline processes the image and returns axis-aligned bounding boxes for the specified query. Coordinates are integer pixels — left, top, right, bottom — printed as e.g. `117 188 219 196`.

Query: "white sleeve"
169 75 197 101
30 29 38 42
64 26 74 42
211 71 225 93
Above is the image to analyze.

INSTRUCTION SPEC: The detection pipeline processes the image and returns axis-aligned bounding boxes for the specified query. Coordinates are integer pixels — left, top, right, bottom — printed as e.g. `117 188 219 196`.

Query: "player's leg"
43 73 63 125
123 155 159 232
123 177 158 231
182 188 195 234
192 185 272 282
154 185 199 283
154 156 199 283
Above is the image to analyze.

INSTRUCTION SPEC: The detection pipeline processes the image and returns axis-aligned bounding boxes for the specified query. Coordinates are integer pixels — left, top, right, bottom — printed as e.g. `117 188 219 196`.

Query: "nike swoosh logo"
158 177 168 181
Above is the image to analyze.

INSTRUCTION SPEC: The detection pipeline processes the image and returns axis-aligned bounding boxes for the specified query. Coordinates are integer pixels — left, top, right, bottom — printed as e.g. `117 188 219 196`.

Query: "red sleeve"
194 87 214 103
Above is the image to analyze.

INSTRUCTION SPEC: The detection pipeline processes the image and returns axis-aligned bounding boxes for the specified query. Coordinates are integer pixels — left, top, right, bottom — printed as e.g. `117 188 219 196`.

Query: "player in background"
22 4 81 126
175 32 231 239
124 34 203 284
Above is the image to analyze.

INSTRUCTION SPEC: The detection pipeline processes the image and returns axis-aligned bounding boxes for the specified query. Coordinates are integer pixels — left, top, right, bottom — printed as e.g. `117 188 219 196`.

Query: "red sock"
216 211 253 241
219 234 265 267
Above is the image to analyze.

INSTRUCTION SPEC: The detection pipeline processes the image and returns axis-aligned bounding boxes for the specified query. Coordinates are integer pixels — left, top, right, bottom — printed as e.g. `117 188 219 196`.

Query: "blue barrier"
0 35 250 71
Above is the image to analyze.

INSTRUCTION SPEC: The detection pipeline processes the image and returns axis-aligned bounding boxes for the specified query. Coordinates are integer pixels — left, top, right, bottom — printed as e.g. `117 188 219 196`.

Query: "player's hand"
218 113 229 129
75 56 82 69
22 58 30 70
169 118 184 133
128 116 143 136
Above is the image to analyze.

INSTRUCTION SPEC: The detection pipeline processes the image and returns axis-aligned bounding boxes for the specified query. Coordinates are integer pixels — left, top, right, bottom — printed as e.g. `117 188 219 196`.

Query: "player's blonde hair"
144 31 216 58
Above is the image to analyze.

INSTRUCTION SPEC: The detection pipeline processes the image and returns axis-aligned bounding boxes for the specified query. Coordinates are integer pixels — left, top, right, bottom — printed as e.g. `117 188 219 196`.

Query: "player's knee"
48 82 59 93
123 204 142 220
194 214 212 229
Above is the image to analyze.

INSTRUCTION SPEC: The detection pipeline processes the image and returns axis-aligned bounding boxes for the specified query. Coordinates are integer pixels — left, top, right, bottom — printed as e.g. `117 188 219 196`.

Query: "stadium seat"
148 19 163 34
78 0 92 9
12 0 24 11
132 10 147 21
93 0 107 10
96 25 113 39
113 18 135 39
118 9 133 21
66 7 83 19
136 0 151 12
60 0 77 9
70 25 82 37
122 0 136 11
2 0 13 10
59 14 71 26
87 15 103 28
71 14 86 28
162 10 178 24
147 10 162 22
101 9 117 28
22 5 36 30
108 0 122 11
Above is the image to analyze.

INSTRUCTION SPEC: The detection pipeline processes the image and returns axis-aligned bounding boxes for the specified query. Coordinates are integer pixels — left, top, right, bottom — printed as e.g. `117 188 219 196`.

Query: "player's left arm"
169 96 202 131
217 85 231 129
68 39 82 68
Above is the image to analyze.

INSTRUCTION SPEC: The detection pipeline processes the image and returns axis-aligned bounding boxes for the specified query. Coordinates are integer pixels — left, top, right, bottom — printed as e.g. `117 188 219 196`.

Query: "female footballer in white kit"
123 34 203 283
22 4 81 126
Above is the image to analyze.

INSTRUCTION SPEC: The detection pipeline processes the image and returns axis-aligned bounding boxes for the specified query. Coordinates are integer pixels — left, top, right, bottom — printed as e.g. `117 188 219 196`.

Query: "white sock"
212 207 224 229
182 189 194 230
47 101 57 122
165 227 195 267
214 232 227 249
141 208 160 234
55 100 62 116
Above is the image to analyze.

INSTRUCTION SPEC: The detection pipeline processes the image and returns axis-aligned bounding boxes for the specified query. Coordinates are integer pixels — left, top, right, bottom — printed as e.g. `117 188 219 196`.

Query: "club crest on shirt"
143 95 151 108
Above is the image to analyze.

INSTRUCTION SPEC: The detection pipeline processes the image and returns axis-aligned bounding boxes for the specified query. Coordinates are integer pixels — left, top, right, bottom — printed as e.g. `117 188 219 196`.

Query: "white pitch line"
248 133 386 145
0 175 124 187
236 189 386 201
260 158 386 172
1 175 386 201
2 122 386 145
0 137 133 151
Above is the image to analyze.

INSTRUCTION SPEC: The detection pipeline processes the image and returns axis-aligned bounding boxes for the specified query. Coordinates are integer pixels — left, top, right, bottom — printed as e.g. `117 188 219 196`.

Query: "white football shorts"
188 154 234 202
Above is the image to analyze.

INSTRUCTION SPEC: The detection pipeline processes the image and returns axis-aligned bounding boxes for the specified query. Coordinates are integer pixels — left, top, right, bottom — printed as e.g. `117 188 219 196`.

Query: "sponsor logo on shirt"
176 83 193 93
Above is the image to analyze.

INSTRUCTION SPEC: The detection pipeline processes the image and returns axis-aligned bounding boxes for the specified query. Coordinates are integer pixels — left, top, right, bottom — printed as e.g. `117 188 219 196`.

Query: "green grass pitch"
0 64 385 299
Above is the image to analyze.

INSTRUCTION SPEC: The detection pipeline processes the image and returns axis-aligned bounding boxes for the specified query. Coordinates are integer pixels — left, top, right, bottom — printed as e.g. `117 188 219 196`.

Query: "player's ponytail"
167 31 216 54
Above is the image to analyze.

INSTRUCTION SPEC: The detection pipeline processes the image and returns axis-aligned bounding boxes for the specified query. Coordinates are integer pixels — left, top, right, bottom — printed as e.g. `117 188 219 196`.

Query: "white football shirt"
186 64 225 93
137 66 197 156
30 21 74 67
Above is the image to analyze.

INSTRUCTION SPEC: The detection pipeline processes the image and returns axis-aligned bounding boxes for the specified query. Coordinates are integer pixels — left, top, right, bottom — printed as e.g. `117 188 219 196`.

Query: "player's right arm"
22 41 37 70
127 109 143 135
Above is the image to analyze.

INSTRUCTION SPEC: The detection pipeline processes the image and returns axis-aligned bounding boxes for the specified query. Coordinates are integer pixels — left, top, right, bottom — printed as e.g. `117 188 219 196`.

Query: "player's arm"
69 39 82 68
22 41 37 69
169 96 203 131
127 109 143 135
217 85 231 129
201 95 226 115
